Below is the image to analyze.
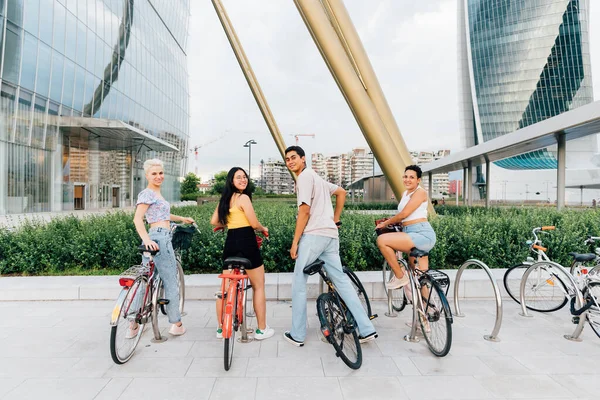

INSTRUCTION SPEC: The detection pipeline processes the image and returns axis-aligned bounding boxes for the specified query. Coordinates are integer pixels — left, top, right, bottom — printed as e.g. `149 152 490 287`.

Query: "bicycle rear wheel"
110 277 148 364
383 259 408 312
157 260 185 316
223 288 238 371
317 293 362 369
419 276 452 357
583 281 600 339
344 267 373 318
505 263 568 312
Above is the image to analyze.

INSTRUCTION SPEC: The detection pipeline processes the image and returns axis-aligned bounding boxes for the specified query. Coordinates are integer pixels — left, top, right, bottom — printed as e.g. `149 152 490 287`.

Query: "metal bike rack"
403 271 420 343
385 288 399 318
519 261 587 342
239 283 254 343
453 259 503 342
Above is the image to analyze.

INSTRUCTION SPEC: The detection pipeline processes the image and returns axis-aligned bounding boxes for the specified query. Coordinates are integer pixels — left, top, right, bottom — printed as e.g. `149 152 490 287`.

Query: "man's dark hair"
285 145 305 158
405 164 422 179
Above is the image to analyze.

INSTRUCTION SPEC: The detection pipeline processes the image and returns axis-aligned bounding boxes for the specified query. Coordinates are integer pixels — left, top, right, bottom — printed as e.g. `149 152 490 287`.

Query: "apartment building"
411 150 451 197
259 159 295 194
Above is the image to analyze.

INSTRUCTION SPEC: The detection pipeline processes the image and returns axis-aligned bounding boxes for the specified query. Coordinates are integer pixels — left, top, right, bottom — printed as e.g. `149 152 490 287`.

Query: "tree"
210 171 228 195
180 173 201 196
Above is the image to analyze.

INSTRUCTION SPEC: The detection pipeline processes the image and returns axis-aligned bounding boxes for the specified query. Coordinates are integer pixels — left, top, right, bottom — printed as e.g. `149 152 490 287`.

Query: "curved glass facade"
0 0 190 214
460 0 593 170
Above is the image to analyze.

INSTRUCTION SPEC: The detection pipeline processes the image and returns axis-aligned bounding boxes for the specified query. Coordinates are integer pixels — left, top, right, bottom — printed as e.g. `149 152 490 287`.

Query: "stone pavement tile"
103 357 193 378
339 376 409 400
209 377 257 400
277 337 334 359
448 340 501 356
133 338 195 358
118 377 216 400
186 357 249 378
475 375 577 399
175 327 223 341
489 338 570 357
0 315 61 328
177 315 211 328
391 357 422 376
255 377 343 400
245 358 324 377
410 355 496 376
61 357 115 378
53 316 109 333
93 378 133 400
398 375 495 399
270 302 293 318
257 338 278 357
478 355 533 375
2 378 109 400
513 355 598 375
358 340 384 357
0 379 24 398
189 339 260 358
62 337 113 358
541 336 600 356
375 339 436 357
322 356 400 377
0 357 80 378
548 374 600 399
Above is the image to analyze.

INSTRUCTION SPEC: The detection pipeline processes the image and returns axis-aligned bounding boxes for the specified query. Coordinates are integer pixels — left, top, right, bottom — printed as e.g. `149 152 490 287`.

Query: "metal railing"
453 259 503 342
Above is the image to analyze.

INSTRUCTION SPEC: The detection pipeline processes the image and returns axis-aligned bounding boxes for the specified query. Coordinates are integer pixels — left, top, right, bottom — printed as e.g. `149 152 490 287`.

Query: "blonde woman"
132 159 194 337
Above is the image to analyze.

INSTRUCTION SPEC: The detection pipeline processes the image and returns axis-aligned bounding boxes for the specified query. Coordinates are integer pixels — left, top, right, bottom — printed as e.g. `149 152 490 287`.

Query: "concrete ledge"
0 268 513 302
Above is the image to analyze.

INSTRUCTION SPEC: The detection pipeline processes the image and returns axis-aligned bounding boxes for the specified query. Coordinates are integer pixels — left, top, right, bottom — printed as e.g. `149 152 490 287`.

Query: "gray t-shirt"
296 168 339 238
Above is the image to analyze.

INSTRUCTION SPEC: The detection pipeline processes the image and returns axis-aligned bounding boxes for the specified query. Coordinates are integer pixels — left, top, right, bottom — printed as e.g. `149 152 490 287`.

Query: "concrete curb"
0 268 513 302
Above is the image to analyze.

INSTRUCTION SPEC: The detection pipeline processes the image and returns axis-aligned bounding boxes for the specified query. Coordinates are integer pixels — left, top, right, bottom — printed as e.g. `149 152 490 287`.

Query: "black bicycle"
305 260 363 369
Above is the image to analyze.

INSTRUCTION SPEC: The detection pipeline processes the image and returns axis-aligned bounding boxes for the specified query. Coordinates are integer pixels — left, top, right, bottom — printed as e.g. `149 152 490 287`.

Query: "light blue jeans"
290 234 376 342
143 227 181 324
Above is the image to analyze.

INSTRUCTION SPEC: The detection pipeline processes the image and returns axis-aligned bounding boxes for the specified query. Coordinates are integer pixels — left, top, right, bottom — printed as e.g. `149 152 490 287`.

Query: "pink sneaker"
169 323 186 336
125 323 140 339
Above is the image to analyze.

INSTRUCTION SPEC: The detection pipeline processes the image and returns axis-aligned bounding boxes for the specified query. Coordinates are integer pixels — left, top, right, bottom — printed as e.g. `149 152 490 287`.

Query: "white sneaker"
216 328 223 339
254 326 274 340
168 323 186 336
386 274 410 290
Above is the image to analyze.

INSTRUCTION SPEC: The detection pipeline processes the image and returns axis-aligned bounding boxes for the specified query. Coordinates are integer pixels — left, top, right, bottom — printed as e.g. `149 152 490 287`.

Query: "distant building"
411 150 451 197
312 148 374 188
311 153 328 180
259 159 294 194
197 183 211 194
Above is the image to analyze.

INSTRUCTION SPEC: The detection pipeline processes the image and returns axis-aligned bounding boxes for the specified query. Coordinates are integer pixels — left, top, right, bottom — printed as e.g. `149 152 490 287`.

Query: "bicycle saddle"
138 245 159 256
568 252 596 262
409 248 429 258
303 260 325 275
223 257 252 269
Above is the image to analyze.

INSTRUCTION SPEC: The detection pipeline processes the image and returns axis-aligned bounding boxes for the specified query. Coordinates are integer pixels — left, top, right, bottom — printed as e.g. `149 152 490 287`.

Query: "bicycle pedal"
157 298 170 305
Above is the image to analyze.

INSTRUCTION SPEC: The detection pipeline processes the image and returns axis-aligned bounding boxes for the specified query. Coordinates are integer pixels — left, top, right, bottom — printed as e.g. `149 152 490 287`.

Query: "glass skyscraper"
0 0 189 214
458 0 594 172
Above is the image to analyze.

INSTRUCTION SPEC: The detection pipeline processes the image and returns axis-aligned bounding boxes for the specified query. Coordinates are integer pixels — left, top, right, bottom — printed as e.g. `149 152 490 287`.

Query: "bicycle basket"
172 225 196 250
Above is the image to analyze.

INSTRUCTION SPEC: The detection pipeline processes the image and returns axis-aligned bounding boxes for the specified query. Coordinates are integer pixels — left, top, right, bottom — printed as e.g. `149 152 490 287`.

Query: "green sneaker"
216 328 223 339
254 326 274 340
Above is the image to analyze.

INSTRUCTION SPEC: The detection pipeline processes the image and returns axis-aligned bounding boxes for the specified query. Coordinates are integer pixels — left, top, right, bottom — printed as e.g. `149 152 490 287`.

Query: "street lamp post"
243 139 257 180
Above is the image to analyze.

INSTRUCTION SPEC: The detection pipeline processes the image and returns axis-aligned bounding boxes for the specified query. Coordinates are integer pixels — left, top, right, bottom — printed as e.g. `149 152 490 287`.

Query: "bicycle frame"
219 267 248 338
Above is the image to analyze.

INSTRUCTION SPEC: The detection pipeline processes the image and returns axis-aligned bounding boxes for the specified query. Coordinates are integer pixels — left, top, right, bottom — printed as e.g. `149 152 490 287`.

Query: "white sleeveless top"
397 187 428 222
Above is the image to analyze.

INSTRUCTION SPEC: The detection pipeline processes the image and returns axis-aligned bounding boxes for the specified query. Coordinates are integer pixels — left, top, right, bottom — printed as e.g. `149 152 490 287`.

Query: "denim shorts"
403 222 436 252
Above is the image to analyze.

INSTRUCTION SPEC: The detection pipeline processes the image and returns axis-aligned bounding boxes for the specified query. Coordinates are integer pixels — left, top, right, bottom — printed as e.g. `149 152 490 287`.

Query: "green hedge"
1 203 599 275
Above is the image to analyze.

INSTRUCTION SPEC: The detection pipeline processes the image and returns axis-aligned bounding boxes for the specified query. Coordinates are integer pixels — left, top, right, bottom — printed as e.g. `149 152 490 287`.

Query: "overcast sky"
187 0 600 180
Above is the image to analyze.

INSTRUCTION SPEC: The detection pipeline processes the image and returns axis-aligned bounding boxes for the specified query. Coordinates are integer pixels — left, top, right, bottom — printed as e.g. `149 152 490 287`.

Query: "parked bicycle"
305 259 363 369
109 223 198 364
382 251 409 313
344 266 378 321
404 248 452 357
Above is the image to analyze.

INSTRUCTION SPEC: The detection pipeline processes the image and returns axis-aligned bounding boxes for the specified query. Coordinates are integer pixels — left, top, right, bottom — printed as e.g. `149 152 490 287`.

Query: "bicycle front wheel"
383 259 408 311
317 293 362 369
344 267 373 319
223 289 238 371
110 277 148 364
419 277 452 357
176 258 186 315
583 281 600 339
505 263 568 312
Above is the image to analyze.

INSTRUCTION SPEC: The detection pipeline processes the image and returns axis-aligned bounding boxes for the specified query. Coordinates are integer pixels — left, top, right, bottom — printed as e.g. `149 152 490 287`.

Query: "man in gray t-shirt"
282 146 377 347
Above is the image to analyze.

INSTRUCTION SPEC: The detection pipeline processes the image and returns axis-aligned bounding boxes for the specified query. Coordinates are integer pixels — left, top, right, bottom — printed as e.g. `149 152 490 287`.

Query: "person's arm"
210 205 225 227
290 203 310 259
376 190 427 228
133 204 158 250
332 186 346 224
170 214 195 224
238 195 267 234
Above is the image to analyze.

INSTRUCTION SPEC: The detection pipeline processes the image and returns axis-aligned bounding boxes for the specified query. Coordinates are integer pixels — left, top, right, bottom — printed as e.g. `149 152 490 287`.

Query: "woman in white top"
376 165 436 289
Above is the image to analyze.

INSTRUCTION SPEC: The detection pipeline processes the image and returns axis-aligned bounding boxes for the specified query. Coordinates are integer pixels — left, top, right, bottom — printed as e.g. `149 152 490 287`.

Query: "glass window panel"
0 83 17 141
3 22 22 84
53 3 66 53
16 89 33 145
76 20 86 66
95 34 104 77
36 42 52 97
20 33 38 91
65 12 77 60
86 29 95 72
7 0 24 27
62 59 75 108
78 0 86 23
0 18 4 67
49 51 64 102
24 0 39 36
38 0 53 44
45 101 59 150
31 95 47 148
83 72 96 115
73 65 85 111
65 0 76 15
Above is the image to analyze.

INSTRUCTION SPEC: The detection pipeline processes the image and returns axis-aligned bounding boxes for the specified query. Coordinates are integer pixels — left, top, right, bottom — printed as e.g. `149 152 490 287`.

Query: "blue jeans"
143 227 181 324
290 234 376 342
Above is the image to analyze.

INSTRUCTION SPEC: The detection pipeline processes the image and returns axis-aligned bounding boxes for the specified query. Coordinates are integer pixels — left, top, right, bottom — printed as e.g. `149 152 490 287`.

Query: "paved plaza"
0 298 598 400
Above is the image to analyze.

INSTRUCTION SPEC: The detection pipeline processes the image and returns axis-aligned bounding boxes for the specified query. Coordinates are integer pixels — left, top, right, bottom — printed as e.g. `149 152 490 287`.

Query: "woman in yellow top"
211 167 274 340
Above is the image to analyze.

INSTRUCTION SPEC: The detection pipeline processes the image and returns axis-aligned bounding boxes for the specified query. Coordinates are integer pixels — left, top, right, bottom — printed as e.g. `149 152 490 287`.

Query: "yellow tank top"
227 206 251 229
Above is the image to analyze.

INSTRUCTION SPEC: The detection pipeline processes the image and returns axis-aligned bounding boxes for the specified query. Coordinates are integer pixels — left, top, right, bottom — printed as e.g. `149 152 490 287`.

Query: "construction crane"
290 134 316 145
190 132 229 175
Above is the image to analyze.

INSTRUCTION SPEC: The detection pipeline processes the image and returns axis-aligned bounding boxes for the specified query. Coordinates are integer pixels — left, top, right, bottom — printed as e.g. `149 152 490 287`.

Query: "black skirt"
222 226 263 270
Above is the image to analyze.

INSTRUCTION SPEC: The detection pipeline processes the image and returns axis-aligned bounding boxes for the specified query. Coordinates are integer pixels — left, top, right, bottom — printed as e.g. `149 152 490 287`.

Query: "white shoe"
216 328 223 339
125 323 140 339
168 323 186 336
254 326 274 340
386 274 410 290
